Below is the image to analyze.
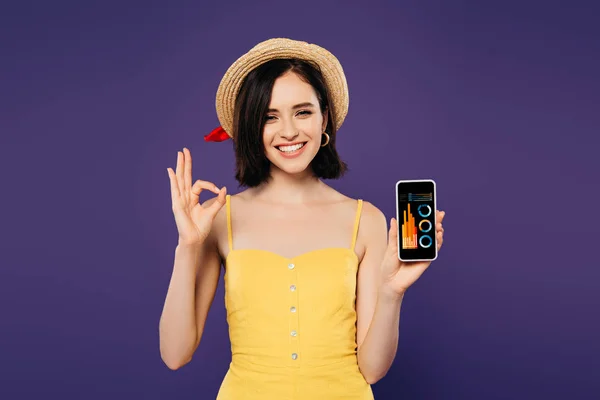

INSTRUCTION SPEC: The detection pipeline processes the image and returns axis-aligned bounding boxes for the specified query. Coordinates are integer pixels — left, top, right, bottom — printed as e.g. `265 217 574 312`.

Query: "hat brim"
215 38 349 138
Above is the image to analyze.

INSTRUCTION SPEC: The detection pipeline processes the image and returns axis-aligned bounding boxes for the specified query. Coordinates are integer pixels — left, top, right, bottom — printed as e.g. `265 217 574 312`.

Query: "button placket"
288 261 300 367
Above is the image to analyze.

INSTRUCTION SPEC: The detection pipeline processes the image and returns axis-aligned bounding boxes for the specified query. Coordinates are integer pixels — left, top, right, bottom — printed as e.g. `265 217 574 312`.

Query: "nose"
279 118 299 141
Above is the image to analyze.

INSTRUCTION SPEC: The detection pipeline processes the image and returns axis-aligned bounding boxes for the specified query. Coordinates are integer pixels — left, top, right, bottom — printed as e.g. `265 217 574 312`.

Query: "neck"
250 166 325 204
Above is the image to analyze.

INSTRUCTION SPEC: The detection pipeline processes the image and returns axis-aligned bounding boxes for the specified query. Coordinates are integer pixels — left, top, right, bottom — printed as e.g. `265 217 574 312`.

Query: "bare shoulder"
327 188 388 259
357 200 388 246
321 186 387 232
360 200 387 226
200 190 254 260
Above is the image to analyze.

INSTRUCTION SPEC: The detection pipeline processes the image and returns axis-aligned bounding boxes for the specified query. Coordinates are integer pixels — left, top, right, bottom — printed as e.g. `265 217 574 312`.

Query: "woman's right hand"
167 147 227 246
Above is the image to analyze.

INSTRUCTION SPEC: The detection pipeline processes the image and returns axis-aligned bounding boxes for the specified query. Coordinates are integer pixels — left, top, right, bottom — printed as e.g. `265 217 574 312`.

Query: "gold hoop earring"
321 132 330 147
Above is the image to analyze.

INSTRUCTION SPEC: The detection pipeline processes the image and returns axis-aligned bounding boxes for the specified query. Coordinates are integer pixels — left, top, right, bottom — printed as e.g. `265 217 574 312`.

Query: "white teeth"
278 143 304 153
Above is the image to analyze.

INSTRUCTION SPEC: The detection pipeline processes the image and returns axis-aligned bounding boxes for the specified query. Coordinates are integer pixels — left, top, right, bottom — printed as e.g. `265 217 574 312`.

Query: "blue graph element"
418 204 431 218
419 235 432 248
419 220 432 233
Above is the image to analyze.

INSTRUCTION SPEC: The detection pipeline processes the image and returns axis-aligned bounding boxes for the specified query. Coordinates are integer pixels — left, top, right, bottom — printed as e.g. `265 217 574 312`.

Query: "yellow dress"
216 195 374 400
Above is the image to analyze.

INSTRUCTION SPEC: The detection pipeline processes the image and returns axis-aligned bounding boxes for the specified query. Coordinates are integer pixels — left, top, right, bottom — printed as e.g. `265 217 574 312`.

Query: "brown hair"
232 58 348 187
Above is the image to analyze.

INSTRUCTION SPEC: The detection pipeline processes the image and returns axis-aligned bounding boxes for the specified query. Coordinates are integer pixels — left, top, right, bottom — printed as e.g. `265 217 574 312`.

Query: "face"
262 71 328 177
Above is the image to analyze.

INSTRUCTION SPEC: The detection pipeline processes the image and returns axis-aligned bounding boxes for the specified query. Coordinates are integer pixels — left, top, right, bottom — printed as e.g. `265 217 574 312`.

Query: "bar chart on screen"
401 203 418 249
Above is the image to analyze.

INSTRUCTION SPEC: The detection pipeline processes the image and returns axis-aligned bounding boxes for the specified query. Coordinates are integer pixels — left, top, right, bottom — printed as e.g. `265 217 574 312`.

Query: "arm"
356 202 405 384
158 198 223 370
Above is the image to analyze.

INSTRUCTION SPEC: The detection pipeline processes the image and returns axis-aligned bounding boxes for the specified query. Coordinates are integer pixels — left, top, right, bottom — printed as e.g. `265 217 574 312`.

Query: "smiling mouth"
276 142 306 153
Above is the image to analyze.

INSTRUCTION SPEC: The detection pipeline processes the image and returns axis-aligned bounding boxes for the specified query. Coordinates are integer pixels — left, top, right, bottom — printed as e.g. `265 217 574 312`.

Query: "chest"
226 203 357 258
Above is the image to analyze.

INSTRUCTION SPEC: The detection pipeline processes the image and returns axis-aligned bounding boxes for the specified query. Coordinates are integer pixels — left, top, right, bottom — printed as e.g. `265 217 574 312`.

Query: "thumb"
206 186 227 217
389 217 398 241
387 217 398 255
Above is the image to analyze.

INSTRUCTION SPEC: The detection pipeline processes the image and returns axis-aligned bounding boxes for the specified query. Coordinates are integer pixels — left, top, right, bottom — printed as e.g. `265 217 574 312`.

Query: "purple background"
2 1 599 399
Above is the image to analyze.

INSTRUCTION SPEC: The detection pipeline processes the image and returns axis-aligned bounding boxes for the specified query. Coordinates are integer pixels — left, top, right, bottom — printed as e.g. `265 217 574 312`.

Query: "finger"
184 147 192 193
191 180 221 196
167 167 180 199
175 151 184 193
438 210 445 222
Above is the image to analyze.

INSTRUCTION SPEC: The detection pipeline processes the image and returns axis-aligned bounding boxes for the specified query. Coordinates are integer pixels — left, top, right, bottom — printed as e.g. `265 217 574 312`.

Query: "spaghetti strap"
350 199 363 251
226 194 233 252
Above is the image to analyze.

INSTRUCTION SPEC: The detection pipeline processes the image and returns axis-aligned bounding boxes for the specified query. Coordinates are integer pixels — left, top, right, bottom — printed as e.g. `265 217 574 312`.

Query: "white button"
288 263 295 269
290 306 296 312
290 285 296 291
291 353 298 360
291 330 297 337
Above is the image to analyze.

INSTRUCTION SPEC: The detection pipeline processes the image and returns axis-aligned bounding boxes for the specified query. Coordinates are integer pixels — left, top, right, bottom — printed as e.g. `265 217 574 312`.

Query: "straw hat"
205 38 349 142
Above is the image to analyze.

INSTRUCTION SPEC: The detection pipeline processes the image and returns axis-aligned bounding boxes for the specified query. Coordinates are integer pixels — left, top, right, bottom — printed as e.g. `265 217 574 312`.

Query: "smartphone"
395 179 438 262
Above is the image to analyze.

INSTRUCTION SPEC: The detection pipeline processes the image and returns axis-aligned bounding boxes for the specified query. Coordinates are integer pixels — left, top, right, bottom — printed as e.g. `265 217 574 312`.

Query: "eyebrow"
267 102 316 112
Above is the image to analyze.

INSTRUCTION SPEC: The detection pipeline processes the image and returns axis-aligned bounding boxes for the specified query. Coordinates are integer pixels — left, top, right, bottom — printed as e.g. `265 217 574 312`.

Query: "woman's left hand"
380 210 445 297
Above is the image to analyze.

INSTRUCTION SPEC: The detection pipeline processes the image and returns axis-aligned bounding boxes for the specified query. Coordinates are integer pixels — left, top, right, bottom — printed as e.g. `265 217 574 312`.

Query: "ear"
322 107 329 132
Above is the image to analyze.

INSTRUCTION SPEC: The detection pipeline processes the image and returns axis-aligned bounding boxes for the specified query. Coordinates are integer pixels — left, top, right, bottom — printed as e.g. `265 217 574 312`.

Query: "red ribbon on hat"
204 126 231 142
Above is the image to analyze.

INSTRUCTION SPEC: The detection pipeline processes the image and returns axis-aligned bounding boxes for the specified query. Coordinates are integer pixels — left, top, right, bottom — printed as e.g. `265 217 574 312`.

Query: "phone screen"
396 180 437 261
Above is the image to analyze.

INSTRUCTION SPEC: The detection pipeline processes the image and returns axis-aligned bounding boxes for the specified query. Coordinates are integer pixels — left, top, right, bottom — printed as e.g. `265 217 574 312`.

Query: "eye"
297 110 312 117
265 115 277 121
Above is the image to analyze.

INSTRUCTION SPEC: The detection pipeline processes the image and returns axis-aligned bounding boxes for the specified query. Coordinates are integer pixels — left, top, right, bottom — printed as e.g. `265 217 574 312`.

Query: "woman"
160 38 445 399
